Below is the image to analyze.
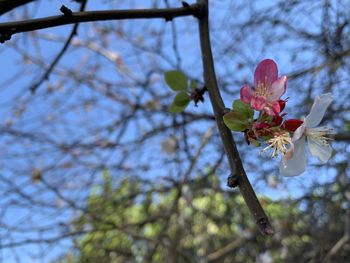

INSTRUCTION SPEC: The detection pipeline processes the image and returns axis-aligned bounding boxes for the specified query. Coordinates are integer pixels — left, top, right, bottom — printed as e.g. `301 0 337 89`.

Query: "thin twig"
30 1 88 93
321 236 349 263
321 207 350 262
0 4 201 41
196 0 273 235
207 229 257 261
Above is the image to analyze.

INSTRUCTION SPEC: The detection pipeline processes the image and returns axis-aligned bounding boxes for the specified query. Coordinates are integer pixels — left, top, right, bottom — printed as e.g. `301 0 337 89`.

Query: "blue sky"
0 0 346 262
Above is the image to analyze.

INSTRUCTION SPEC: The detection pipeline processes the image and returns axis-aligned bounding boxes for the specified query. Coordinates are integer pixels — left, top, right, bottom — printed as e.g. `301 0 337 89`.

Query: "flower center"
305 127 333 146
255 80 271 97
262 131 292 158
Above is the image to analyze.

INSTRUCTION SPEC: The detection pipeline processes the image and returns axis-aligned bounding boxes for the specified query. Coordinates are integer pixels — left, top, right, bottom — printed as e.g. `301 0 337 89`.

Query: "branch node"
181 2 203 19
164 15 173 22
193 2 206 19
227 175 239 188
222 108 231 116
30 84 37 94
0 33 11 44
60 5 73 16
256 218 274 235
182 1 190 8
190 87 206 106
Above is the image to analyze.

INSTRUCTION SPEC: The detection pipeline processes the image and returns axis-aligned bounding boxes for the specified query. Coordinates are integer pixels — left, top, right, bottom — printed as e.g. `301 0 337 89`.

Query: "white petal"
292 122 306 141
307 136 333 163
305 93 333 128
280 137 306 176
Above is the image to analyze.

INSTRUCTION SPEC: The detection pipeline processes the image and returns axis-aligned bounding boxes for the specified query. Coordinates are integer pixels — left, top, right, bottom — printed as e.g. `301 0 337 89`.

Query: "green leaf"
232 100 254 119
258 113 272 122
248 138 261 147
223 111 249 131
168 92 190 113
173 92 190 106
164 70 188 91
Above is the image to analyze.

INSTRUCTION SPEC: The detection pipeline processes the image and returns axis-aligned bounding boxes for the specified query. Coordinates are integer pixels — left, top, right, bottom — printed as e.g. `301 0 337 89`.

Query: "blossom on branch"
222 59 333 177
240 59 287 116
262 130 294 159
280 93 333 176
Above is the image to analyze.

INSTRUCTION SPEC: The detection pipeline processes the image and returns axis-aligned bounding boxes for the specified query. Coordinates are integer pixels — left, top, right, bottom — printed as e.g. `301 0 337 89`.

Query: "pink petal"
254 59 278 88
240 84 253 103
267 76 287 102
263 107 274 116
271 101 281 115
261 102 280 116
251 96 266 111
253 122 270 130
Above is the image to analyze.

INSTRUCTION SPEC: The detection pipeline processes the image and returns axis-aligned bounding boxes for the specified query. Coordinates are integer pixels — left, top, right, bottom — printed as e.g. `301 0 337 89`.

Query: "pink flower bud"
278 99 287 112
283 119 304 132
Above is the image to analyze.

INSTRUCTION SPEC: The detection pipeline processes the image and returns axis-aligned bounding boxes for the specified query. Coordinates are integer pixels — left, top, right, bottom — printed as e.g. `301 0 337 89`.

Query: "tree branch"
321 209 350 262
196 0 273 235
0 4 201 42
207 230 258 261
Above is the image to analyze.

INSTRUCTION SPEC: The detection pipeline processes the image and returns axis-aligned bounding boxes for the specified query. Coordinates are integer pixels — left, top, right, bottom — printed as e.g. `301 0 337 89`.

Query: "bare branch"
196 0 273 235
322 236 349 263
0 4 201 42
207 230 258 261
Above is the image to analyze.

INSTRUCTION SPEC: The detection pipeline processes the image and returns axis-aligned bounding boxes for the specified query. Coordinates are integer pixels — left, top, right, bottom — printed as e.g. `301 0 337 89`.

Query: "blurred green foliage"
58 170 349 263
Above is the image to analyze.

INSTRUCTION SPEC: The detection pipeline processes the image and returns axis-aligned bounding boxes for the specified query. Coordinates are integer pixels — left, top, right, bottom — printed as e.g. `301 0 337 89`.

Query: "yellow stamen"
262 131 292 158
305 127 333 146
255 78 272 97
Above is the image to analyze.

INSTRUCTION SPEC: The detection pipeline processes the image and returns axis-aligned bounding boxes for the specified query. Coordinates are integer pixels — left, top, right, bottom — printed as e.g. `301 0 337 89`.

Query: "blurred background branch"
0 0 349 262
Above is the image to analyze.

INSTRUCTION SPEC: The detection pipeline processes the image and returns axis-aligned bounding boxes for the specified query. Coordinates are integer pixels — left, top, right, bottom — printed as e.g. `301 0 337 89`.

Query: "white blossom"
280 93 333 176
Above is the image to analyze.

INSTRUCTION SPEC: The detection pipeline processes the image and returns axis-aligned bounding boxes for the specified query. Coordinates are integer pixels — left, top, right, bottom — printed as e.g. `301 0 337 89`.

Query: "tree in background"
57 171 349 262
0 0 349 262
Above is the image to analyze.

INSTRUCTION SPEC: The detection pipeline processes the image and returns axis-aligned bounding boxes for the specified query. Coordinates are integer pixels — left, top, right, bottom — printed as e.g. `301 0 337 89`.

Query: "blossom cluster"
223 59 333 176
